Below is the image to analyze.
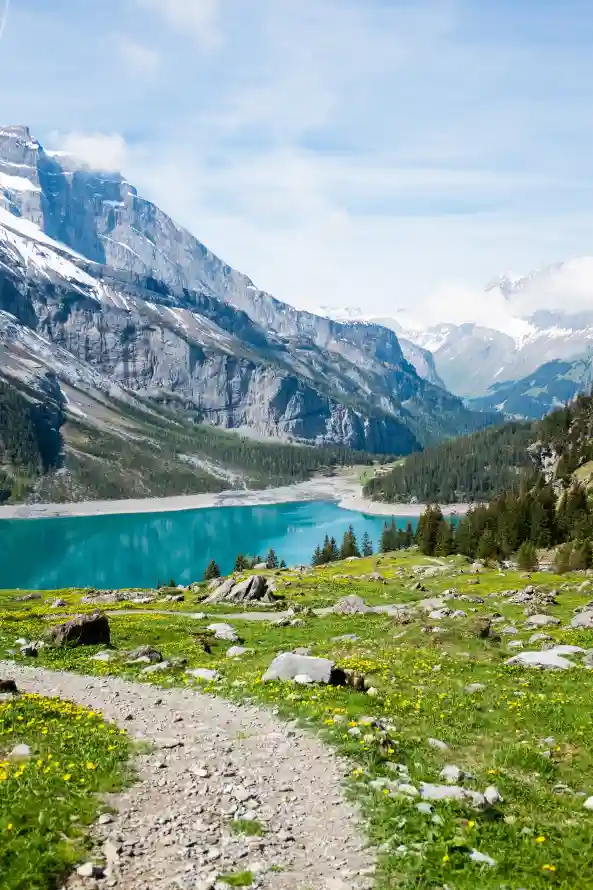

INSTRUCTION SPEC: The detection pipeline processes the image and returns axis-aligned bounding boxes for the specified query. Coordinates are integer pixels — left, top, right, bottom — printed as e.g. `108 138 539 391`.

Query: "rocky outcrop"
46 612 110 647
0 125 490 453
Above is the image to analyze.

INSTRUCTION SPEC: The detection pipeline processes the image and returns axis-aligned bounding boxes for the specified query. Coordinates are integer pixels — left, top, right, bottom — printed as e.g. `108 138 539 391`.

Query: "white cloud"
49 132 129 172
133 0 222 47
112 36 161 77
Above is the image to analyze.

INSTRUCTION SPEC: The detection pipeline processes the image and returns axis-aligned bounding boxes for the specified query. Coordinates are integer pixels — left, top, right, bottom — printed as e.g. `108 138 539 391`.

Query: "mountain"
468 354 593 420
0 126 492 501
318 307 446 388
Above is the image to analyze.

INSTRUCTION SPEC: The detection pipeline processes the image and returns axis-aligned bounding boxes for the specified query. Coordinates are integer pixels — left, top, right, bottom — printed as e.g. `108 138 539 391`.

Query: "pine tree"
234 554 248 572
517 541 538 571
570 539 592 571
266 548 279 569
320 535 332 563
329 536 340 561
380 520 397 553
312 545 323 567
435 520 454 556
340 525 361 559
361 532 373 557
203 560 221 581
476 528 497 561
404 521 415 547
553 543 572 574
279 559 287 569
417 505 444 556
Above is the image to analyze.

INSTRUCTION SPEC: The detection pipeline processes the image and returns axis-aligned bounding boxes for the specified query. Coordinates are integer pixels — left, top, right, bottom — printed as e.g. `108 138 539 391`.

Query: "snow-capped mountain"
0 124 489 466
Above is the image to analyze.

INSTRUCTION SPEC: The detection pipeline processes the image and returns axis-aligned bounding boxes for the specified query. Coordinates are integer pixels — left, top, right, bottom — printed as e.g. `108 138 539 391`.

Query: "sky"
2 0 593 330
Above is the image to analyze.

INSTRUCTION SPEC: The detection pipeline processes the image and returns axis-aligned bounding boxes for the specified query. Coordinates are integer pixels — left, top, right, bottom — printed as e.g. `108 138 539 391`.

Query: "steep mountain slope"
469 354 593 420
0 125 489 458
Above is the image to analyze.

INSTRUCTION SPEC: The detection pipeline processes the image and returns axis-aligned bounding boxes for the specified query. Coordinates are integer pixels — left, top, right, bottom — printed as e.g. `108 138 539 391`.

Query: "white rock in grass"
505 650 575 670
9 744 31 761
207 623 239 642
507 641 524 649
91 651 112 662
468 849 497 867
583 796 593 810
484 785 503 805
186 669 219 683
427 737 449 751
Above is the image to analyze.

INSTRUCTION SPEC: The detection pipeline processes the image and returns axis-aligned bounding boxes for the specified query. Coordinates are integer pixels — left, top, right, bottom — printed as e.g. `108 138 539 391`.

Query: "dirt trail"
1 663 374 890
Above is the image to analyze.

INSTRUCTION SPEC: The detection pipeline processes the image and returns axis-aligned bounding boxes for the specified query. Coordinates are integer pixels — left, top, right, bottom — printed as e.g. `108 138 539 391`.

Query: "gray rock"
528 632 552 644
468 849 496 867
464 683 486 694
419 783 486 808
571 610 593 629
333 595 371 615
484 785 503 805
128 646 163 663
583 796 593 810
524 614 561 629
140 661 171 675
20 644 38 658
46 612 110 647
505 650 575 669
186 668 219 682
262 653 346 685
76 862 104 879
427 738 449 752
91 651 112 662
207 623 239 642
9 743 31 761
226 646 251 658
51 598 67 608
440 765 468 784
331 634 359 643
500 625 519 635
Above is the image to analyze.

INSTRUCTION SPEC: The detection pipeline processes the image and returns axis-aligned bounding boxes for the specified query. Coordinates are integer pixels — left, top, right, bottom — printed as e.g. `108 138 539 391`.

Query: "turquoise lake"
0 500 416 590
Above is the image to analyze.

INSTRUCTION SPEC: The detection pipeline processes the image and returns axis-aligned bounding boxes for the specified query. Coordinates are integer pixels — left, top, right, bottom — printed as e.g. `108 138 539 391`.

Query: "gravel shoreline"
0 474 470 521
2 663 374 890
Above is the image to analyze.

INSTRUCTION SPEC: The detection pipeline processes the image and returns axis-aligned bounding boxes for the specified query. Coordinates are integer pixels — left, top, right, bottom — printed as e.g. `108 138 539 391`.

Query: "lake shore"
0 472 472 520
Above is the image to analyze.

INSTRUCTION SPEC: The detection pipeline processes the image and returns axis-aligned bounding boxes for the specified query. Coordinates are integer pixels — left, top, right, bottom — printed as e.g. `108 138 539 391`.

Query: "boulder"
203 576 278 605
571 610 593 629
333 595 371 615
186 668 219 682
140 661 171 675
226 646 253 658
46 612 110 647
0 679 18 694
419 783 486 808
524 614 561 629
505 650 575 670
208 623 239 642
128 646 163 663
262 653 347 685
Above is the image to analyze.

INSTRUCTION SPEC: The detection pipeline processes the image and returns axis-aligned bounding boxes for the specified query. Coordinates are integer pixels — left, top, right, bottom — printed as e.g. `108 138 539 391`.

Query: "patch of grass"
0 694 130 890
230 818 264 836
217 870 254 887
4 552 593 887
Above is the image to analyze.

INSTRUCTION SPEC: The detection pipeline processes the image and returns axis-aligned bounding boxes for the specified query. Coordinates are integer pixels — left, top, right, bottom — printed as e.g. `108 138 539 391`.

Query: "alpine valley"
0 125 492 504
326 276 593 420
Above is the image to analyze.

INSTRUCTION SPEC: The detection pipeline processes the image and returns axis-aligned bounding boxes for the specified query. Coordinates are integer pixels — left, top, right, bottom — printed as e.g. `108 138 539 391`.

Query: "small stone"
366 686 378 697
468 849 496 867
464 683 486 694
207 623 239 642
19 645 38 658
186 668 219 682
484 785 503 805
427 737 449 752
91 651 112 662
226 646 251 658
98 813 114 825
416 802 433 815
440 764 466 784
583 796 593 810
140 661 171 675
9 744 31 761
76 862 104 878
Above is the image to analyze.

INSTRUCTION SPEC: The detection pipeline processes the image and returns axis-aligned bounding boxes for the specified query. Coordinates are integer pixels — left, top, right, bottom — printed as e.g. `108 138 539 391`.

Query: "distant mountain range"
0 125 493 501
324 289 593 420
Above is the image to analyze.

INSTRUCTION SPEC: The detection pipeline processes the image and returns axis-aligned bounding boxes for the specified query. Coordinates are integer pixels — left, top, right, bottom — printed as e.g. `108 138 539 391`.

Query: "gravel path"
2 664 374 890
105 601 419 622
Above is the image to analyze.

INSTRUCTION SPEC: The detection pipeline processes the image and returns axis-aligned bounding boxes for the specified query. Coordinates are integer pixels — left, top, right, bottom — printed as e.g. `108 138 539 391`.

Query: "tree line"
363 421 535 504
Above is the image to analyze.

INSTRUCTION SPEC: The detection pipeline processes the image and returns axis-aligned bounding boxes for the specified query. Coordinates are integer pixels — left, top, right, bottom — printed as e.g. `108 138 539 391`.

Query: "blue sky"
2 0 593 326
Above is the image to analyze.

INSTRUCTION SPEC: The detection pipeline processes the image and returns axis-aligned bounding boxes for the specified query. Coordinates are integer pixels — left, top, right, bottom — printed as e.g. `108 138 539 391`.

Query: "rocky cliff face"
0 125 489 454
